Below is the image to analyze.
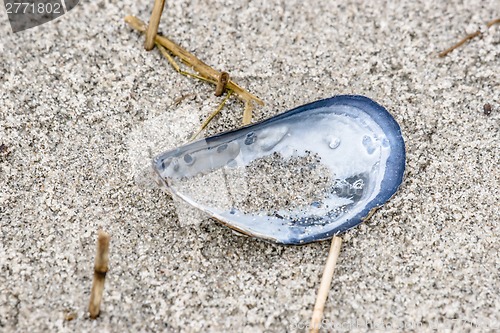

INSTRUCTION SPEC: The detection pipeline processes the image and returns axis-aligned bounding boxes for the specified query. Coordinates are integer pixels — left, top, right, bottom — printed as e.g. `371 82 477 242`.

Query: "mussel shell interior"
153 95 405 244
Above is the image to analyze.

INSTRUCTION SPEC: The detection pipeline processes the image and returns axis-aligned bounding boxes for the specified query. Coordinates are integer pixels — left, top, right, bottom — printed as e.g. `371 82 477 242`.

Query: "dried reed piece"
242 100 253 125
215 72 230 97
439 18 500 57
157 44 217 84
125 15 264 108
144 0 166 51
190 90 234 140
89 230 110 319
309 236 342 333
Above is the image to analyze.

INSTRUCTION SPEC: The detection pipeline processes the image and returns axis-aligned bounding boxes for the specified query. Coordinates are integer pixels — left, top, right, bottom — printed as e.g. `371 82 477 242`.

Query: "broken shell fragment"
153 95 405 244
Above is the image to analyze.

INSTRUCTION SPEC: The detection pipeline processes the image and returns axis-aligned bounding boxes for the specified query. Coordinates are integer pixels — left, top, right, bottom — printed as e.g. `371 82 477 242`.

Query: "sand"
1 0 499 332
173 151 332 216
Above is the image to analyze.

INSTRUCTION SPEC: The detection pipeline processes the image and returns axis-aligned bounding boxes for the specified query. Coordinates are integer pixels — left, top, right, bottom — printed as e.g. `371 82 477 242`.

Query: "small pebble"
483 103 492 116
0 143 10 159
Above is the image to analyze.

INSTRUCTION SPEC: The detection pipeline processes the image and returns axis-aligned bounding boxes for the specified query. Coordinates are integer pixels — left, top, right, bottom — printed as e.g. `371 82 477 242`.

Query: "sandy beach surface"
1 0 499 332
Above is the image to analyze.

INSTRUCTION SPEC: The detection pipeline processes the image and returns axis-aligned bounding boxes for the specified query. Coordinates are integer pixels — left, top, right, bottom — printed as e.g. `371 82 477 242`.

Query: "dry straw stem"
144 0 166 51
215 72 230 97
190 90 234 140
158 42 242 136
243 100 253 125
156 43 217 84
309 236 342 333
439 18 500 57
124 15 264 108
89 230 110 319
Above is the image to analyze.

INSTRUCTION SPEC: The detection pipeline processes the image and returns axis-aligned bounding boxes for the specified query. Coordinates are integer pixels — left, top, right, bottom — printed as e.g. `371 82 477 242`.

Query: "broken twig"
215 72 230 97
190 90 234 141
439 18 500 57
309 236 342 333
156 43 217 84
89 230 110 319
144 0 166 51
125 15 264 108
242 100 253 125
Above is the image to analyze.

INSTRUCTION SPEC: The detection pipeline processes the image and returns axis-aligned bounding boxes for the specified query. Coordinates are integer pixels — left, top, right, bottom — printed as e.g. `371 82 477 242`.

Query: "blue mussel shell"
153 95 405 244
